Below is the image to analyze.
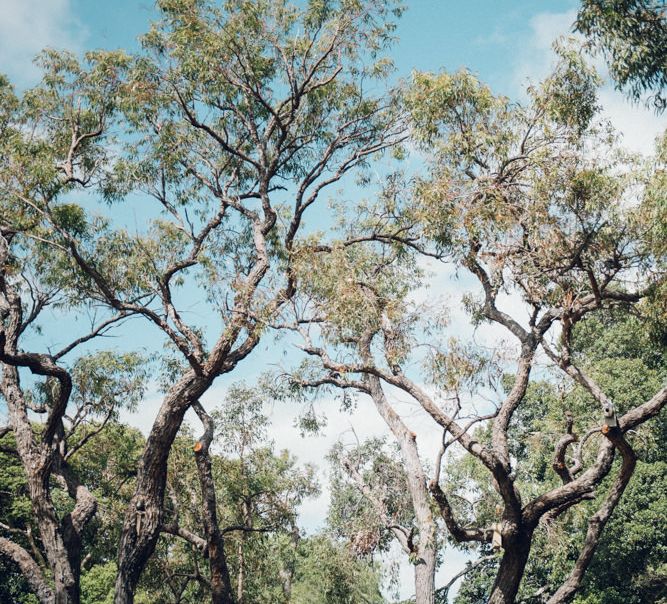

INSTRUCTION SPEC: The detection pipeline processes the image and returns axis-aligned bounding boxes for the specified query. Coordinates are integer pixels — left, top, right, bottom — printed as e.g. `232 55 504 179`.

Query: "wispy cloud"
513 9 665 156
473 26 509 48
0 0 88 87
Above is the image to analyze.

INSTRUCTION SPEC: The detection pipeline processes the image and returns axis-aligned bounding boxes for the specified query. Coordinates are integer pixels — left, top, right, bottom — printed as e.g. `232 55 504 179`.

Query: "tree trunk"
2 365 84 604
414 548 437 604
364 372 438 604
236 496 253 604
488 526 533 604
236 536 245 604
31 484 80 604
192 402 234 604
114 373 210 604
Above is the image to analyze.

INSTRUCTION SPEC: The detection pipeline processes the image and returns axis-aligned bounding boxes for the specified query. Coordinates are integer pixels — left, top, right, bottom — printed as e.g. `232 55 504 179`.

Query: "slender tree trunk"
365 372 438 604
236 537 244 604
192 402 234 604
236 497 252 604
488 526 533 604
414 547 437 604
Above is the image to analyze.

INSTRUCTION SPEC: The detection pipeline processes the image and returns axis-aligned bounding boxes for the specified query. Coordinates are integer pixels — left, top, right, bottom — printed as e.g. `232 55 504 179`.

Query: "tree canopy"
0 2 665 604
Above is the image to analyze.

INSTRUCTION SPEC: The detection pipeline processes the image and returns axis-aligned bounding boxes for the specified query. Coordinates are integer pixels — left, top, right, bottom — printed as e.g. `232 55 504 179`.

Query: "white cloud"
598 88 664 155
513 10 665 157
0 0 88 87
512 9 578 91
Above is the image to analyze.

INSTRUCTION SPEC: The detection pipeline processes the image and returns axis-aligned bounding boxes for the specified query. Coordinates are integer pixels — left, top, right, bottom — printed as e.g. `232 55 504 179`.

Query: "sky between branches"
1 0 665 599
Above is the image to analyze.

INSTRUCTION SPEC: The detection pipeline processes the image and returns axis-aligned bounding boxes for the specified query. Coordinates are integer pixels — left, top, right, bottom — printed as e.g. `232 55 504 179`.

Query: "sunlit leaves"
537 41 601 134
69 351 149 416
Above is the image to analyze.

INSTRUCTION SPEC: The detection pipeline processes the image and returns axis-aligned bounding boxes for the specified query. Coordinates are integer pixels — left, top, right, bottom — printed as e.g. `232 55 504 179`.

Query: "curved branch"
428 480 489 543
0 537 54 604
546 432 637 604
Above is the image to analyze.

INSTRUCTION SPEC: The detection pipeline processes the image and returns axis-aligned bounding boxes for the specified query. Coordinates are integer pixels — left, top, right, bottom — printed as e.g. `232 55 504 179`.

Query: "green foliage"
0 434 32 528
576 0 667 110
80 561 117 604
427 337 501 395
70 351 148 412
0 558 39 604
289 535 384 603
327 438 413 556
0 408 383 604
406 48 660 328
537 41 601 134
576 462 667 603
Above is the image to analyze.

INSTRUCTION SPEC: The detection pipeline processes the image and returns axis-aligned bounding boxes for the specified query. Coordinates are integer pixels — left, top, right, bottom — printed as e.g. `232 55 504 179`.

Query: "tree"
286 49 666 604
0 54 150 604
285 233 442 603
575 0 667 110
409 57 665 604
455 311 667 603
2 0 405 601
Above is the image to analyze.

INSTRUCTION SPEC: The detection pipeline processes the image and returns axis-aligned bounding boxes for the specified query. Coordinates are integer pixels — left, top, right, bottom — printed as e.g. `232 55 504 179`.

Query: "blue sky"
1 0 660 371
3 0 579 92
1 1 664 599
2 0 660 152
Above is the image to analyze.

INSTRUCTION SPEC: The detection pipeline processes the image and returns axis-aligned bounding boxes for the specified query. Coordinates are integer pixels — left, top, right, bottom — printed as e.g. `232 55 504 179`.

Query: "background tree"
1 398 386 604
284 232 445 603
159 383 319 604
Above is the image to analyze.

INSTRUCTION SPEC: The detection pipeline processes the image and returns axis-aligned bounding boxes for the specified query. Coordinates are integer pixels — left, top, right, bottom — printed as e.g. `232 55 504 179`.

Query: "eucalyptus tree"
0 53 152 604
454 310 667 603
405 55 666 603
5 0 405 600
285 217 442 603
286 50 667 604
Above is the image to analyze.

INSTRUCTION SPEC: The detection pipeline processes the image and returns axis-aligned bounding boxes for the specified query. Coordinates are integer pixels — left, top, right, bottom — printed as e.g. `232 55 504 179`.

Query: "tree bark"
192 402 234 604
114 373 210 603
414 548 437 604
487 526 533 604
236 534 245 604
